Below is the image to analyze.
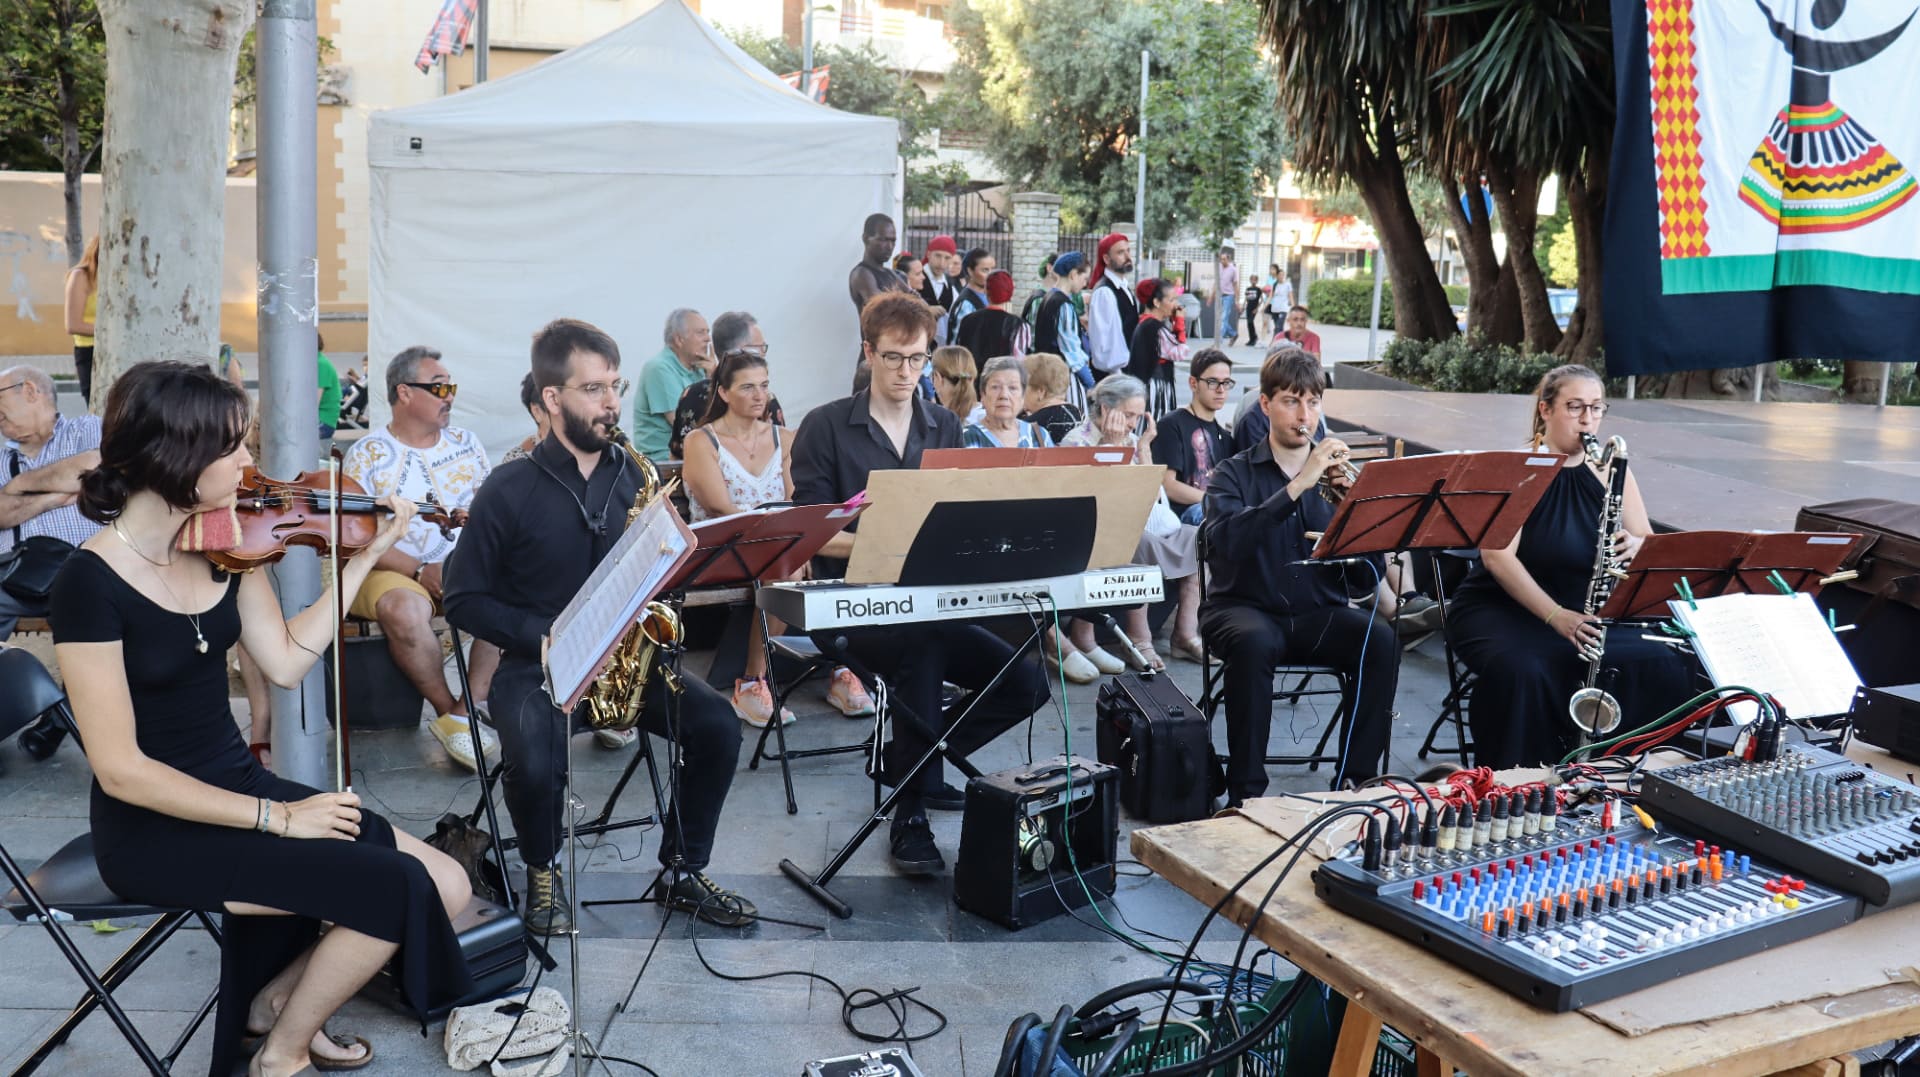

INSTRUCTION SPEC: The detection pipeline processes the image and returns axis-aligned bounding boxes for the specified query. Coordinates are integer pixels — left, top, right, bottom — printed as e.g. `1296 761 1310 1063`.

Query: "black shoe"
523 865 573 935
651 871 758 928
889 815 944 875
924 782 967 812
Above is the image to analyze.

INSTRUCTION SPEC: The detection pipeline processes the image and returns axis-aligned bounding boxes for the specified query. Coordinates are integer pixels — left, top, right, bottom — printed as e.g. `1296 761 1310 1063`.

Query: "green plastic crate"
1060 976 1419 1077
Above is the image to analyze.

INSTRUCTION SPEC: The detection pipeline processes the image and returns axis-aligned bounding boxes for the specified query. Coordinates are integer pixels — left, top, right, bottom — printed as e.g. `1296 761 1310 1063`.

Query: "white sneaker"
1079 645 1128 675
594 727 638 750
826 667 875 717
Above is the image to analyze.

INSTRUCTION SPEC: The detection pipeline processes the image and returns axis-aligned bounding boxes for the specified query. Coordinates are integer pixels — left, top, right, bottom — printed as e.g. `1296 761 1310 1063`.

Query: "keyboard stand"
779 623 1040 919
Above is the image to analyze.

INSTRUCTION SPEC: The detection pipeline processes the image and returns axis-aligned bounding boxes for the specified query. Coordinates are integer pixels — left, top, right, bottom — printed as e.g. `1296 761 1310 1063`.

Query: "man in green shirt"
317 347 341 439
631 308 710 458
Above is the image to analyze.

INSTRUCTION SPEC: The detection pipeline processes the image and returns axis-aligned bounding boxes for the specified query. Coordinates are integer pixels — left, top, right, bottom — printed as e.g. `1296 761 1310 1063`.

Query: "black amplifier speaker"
366 895 528 1020
1848 683 1920 765
953 755 1119 930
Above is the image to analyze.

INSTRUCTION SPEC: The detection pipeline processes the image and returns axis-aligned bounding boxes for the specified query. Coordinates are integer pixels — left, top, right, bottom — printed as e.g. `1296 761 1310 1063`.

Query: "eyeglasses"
876 351 932 371
402 381 458 400
1198 376 1237 391
561 379 631 399
727 344 770 359
0 381 25 396
1564 402 1609 417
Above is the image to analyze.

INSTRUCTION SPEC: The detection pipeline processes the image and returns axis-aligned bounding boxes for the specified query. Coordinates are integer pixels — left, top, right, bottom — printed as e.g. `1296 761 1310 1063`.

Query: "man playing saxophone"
1445 364 1693 768
445 318 757 935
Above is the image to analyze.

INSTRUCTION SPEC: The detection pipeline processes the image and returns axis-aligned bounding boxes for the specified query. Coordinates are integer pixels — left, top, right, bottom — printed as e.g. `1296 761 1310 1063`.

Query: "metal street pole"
802 5 814 98
257 0 328 789
1134 50 1148 257
1366 243 1385 363
475 0 489 82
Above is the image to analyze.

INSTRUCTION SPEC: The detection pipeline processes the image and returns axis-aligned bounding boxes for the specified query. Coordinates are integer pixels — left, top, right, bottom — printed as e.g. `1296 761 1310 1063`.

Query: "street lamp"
802 3 838 97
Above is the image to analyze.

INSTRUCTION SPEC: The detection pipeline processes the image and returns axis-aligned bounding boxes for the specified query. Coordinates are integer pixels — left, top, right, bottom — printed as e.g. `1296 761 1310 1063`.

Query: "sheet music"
544 497 689 709
1671 592 1862 724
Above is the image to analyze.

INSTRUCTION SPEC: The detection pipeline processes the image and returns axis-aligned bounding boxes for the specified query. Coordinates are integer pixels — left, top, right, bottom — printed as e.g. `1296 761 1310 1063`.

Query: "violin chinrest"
177 507 242 554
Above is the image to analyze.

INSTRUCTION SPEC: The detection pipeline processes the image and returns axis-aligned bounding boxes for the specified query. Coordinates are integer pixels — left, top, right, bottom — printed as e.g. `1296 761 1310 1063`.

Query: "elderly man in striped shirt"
0 365 101 641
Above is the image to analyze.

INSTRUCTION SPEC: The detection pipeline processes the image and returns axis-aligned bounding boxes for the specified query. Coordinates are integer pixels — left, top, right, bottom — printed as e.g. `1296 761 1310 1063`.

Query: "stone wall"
1010 192 1060 283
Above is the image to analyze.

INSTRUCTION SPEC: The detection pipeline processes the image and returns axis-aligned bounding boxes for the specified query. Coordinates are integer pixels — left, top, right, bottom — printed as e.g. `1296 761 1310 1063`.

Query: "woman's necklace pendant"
195 636 209 655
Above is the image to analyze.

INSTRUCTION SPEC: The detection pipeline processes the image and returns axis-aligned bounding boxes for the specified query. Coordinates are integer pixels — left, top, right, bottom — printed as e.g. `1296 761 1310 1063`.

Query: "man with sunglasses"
791 291 1051 877
341 346 501 771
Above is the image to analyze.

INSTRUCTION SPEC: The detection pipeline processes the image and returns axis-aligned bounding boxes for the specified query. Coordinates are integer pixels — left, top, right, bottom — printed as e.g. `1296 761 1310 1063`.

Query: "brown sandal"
309 1033 373 1072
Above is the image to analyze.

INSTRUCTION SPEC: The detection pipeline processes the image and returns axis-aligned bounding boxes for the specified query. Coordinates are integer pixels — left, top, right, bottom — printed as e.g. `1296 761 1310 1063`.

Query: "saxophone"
581 427 684 732
1568 432 1629 738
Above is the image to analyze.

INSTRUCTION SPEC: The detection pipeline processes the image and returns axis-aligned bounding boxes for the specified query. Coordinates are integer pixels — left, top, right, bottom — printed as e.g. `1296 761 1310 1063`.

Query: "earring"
192 485 201 502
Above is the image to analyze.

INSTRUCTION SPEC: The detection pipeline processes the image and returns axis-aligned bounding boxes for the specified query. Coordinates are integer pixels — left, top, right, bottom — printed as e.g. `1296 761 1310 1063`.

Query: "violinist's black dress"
1448 465 1694 768
48 550 471 1076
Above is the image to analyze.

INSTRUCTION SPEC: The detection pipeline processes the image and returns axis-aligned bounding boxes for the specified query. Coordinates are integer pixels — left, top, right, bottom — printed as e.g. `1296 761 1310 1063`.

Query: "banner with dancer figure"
1604 0 1920 375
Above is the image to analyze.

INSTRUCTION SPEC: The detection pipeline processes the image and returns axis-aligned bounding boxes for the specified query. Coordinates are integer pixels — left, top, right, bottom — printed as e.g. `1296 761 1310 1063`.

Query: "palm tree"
1259 0 1459 342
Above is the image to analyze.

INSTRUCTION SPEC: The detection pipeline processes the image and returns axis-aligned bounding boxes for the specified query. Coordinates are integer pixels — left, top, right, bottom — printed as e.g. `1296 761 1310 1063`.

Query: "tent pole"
475 0 489 83
1134 50 1148 258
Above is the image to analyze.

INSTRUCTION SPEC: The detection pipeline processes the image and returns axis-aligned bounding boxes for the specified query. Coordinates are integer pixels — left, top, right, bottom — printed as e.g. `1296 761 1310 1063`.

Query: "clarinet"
1568 432 1629 739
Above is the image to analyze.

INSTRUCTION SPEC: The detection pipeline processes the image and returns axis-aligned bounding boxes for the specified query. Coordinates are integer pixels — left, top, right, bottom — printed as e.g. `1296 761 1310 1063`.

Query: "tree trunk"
1443 172 1521 345
1356 120 1455 342
1487 162 1560 355
93 0 255 408
1841 360 1882 402
57 5 85 266
1554 166 1605 365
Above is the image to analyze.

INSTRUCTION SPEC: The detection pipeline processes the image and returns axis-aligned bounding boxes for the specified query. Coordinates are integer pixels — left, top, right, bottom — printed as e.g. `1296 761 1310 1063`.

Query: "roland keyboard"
758 566 1165 631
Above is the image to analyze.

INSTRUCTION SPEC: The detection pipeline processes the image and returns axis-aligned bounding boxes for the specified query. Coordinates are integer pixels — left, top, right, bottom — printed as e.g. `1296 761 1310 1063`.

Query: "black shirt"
1201 439 1379 616
1153 408 1231 506
1128 315 1170 385
1024 402 1083 447
791 389 962 577
1032 289 1076 355
444 435 639 662
955 307 1028 363
1453 464 1605 612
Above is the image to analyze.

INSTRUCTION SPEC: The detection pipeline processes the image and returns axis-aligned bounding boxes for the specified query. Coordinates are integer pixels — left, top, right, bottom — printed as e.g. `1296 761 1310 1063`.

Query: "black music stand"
777 499 1100 920
1597 531 1862 620
1310 450 1567 561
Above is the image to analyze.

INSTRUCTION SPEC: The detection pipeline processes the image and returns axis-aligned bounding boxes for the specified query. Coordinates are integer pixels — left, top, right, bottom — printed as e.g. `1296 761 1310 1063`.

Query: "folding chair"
1417 550 1477 765
747 634 875 815
0 648 221 1077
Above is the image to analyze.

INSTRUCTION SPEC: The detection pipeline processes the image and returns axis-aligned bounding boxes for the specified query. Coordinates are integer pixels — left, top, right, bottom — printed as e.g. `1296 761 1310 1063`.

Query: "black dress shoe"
889 815 944 876
923 782 967 812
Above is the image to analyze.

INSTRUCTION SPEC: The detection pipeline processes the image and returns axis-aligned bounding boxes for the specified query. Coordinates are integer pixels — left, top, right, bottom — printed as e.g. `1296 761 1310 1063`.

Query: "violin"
199 467 464 573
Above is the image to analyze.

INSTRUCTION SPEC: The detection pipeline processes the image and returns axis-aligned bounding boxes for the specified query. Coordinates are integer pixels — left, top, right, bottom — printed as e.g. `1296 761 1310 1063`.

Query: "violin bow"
329 449 352 794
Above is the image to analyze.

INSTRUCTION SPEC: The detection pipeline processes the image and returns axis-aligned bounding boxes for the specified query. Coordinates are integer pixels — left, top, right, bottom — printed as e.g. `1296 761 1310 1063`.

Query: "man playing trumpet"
1200 348 1400 804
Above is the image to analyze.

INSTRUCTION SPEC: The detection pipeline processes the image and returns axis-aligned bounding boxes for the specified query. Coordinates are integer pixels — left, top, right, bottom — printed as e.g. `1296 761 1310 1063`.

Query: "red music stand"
660 503 864 595
1596 531 1861 620
1309 450 1569 560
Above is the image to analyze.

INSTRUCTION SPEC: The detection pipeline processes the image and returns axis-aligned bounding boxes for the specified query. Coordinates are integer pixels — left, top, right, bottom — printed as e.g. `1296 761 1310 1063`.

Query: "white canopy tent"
368 0 899 457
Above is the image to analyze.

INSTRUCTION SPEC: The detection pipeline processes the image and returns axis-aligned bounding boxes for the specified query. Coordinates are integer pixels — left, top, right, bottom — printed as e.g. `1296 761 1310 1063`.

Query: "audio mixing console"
1640 744 1920 907
1313 808 1860 1011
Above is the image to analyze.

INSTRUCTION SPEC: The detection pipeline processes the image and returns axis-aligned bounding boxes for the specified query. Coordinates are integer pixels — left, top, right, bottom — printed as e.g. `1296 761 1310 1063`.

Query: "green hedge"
1382 336 1605 395
1307 277 1468 328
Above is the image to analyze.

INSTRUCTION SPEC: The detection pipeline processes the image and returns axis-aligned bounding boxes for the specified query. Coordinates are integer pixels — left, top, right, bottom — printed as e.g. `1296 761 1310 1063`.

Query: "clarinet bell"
1569 687 1622 736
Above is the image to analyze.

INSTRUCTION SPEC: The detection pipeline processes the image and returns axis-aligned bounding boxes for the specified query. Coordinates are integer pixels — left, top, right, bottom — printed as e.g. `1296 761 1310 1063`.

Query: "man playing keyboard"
790 291 1051 876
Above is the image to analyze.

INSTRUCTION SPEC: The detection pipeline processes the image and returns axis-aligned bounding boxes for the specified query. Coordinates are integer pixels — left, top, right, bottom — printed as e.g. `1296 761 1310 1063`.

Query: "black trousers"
488 657 740 871
1200 601 1398 803
1245 305 1260 346
1451 593 1695 769
820 621 1050 818
73 345 93 406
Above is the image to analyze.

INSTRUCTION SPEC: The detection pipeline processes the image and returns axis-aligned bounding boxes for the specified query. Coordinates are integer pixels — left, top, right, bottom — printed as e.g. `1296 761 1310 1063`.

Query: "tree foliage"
0 0 103 178
946 0 1284 241
719 24 967 210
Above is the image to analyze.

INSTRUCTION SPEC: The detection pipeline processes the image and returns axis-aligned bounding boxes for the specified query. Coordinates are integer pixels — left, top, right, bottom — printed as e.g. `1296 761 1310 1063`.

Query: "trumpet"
1296 426 1360 503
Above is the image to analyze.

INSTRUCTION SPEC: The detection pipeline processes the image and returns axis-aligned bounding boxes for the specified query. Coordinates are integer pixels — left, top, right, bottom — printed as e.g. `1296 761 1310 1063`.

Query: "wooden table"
1131 752 1920 1076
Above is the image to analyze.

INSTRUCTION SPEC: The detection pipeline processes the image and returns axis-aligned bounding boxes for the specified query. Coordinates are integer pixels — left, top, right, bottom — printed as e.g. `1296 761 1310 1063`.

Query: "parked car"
1548 288 1578 330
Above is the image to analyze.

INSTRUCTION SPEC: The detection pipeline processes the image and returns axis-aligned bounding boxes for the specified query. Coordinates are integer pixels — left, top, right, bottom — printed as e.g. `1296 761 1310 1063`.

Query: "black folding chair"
748 634 875 815
0 648 222 1076
1417 551 1478 765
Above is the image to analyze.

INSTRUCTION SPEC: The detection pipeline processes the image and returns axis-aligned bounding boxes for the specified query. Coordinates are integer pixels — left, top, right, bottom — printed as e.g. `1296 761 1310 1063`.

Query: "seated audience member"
955 269 1032 363
0 366 101 641
1155 349 1235 529
632 308 711 458
964 356 1054 449
503 372 550 464
790 291 1049 874
1127 278 1187 416
1021 353 1083 446
669 310 785 460
931 345 978 422
1061 374 1202 670
682 349 801 728
1447 364 1691 768
341 347 501 771
1200 350 1398 804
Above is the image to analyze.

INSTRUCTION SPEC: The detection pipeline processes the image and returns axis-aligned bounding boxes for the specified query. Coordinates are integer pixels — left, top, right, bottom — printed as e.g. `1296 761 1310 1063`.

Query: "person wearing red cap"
918 235 961 344
954 269 1031 363
1087 233 1139 378
1128 277 1187 415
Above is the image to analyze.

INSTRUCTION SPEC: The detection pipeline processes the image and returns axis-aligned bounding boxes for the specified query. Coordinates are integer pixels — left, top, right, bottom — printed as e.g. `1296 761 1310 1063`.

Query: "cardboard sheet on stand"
845 464 1164 585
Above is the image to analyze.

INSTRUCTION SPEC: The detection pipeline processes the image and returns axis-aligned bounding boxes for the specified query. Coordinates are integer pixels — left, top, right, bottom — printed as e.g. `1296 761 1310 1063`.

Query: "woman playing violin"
49 361 473 1077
